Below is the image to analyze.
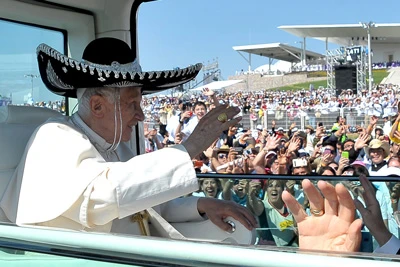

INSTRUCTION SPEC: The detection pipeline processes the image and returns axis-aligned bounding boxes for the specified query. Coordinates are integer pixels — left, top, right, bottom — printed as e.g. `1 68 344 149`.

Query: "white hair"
78 87 117 118
77 87 123 152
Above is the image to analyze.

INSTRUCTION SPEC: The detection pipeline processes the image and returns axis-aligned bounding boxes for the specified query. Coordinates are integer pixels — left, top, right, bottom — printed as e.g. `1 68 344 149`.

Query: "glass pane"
0 247 137 267
0 19 65 113
138 1 400 257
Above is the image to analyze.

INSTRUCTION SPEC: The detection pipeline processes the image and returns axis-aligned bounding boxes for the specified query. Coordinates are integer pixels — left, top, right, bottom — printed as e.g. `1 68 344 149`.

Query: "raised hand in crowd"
202 87 215 97
354 132 370 151
247 179 264 216
261 128 269 138
242 154 250 174
227 147 239 163
203 139 218 159
393 130 400 141
334 125 347 137
370 115 379 126
388 182 400 212
389 182 400 202
320 153 332 167
390 113 400 140
286 180 296 196
252 147 268 174
282 179 362 252
240 130 253 142
202 87 220 107
183 104 241 159
232 158 244 174
336 155 350 176
174 132 183 145
180 109 193 121
225 161 234 174
277 149 289 174
287 137 301 155
265 135 280 152
366 115 379 135
356 126 366 135
315 125 325 138
354 175 393 249
249 180 262 198
310 144 322 162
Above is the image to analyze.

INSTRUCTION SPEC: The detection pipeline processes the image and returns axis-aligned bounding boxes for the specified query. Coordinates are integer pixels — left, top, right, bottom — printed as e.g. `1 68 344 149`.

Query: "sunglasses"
218 154 228 159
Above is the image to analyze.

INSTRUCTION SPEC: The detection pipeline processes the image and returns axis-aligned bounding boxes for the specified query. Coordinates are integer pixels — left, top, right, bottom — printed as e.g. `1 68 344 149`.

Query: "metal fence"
241 106 398 131
144 106 397 133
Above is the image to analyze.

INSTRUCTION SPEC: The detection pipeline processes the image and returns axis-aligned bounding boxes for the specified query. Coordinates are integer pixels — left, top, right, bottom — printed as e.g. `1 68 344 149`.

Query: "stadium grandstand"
226 23 400 93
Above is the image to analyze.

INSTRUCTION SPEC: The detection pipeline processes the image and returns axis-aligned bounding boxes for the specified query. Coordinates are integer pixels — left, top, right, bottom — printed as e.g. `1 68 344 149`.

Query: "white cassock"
0 113 202 235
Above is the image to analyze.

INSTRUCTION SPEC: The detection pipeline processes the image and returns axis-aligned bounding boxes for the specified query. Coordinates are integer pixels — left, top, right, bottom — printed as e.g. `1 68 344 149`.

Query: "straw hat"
365 139 390 158
217 145 230 153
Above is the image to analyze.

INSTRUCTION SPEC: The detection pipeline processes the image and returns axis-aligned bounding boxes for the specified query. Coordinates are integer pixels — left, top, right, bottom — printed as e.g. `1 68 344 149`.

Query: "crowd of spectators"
142 83 400 132
2 99 67 114
142 84 400 253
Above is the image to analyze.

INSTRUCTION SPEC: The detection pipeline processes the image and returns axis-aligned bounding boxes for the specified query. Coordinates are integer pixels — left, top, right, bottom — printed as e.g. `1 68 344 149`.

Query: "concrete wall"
225 73 326 92
371 43 400 63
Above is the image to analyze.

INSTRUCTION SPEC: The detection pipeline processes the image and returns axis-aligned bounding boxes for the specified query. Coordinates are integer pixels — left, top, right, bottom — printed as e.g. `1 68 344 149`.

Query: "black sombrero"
37 37 202 98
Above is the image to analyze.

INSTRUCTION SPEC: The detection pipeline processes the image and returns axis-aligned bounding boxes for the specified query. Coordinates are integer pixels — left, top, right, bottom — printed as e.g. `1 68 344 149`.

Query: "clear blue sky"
1 0 399 99
138 0 400 79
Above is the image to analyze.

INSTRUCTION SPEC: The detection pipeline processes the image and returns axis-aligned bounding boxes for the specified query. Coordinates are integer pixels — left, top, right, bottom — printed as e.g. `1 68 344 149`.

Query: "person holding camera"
175 101 207 142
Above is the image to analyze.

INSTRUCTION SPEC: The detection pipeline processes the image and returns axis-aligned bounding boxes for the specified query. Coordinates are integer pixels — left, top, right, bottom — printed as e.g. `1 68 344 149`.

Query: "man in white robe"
0 37 256 236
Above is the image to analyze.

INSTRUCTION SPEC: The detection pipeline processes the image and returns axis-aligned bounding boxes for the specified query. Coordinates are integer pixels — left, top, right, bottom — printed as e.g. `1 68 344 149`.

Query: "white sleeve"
158 196 204 223
89 145 199 221
15 121 198 227
374 235 400 255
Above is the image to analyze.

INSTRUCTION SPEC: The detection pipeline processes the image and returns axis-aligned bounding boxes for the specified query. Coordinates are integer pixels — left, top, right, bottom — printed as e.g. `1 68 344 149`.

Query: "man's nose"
135 107 145 121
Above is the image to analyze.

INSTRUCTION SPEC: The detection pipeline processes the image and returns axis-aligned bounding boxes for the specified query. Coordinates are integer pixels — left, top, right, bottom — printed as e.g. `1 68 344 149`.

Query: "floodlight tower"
295 41 304 67
360 21 376 93
24 74 39 101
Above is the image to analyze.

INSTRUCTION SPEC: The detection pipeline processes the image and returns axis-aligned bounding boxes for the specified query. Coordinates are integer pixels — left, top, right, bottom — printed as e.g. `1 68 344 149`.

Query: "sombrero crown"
37 37 202 98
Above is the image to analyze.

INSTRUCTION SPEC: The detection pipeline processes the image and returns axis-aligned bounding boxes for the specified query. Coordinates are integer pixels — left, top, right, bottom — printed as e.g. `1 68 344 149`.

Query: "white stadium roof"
232 43 323 63
190 80 243 91
278 23 400 46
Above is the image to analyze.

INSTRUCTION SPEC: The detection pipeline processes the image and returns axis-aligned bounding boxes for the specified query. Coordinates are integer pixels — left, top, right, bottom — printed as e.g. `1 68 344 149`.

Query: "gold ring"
310 209 324 217
217 113 228 123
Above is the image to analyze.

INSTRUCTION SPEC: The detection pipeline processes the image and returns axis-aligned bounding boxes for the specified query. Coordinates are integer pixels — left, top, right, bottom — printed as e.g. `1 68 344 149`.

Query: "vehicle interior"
0 0 399 266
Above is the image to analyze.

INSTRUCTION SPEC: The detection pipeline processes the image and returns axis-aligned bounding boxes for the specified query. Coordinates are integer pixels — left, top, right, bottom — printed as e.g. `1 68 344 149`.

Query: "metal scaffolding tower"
326 46 367 94
356 49 367 92
326 48 344 90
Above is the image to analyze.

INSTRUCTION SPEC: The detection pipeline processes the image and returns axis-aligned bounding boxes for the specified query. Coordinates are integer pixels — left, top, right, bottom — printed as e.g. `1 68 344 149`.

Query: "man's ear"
90 95 105 117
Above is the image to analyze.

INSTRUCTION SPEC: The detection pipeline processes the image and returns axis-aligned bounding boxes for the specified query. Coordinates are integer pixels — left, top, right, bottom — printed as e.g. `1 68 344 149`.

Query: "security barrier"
144 106 398 133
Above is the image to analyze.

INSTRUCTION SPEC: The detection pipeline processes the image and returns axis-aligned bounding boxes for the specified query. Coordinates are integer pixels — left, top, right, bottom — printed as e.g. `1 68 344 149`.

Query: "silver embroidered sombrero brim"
37 41 202 98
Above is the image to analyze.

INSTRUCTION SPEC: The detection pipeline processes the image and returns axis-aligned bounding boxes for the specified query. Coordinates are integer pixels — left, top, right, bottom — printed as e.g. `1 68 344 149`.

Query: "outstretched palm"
282 179 362 252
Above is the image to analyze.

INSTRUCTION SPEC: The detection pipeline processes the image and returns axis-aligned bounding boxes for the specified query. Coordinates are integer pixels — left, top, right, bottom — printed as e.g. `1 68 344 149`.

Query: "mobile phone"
342 151 349 159
318 122 323 127
233 147 243 154
243 149 252 156
322 148 331 155
292 158 308 168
